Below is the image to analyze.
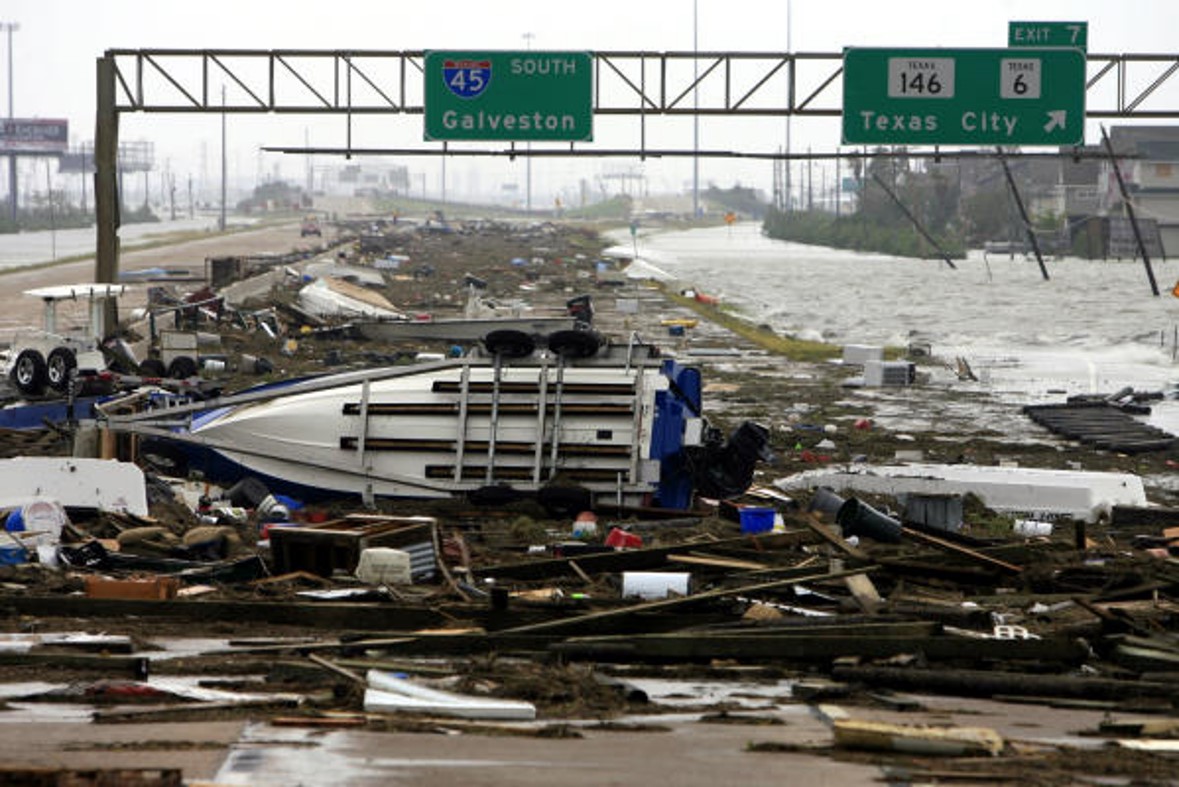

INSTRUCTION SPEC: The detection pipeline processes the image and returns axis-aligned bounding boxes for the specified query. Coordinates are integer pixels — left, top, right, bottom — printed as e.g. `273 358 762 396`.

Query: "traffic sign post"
1009 21 1088 50
842 47 1086 146
424 50 593 142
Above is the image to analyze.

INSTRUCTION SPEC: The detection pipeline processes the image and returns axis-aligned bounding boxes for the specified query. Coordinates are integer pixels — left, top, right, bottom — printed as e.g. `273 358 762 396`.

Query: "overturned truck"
106 334 770 510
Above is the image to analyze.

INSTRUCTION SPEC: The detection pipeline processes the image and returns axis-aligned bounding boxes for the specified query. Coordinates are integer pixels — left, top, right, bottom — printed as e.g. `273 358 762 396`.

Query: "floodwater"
608 222 1179 432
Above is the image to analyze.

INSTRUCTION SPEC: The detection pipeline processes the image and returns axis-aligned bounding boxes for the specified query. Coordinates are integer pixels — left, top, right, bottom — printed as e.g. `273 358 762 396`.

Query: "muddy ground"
2 215 1179 785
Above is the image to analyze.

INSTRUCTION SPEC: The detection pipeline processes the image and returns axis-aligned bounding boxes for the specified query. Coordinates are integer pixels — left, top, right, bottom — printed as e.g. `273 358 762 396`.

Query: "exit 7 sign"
842 47 1086 146
1009 21 1088 51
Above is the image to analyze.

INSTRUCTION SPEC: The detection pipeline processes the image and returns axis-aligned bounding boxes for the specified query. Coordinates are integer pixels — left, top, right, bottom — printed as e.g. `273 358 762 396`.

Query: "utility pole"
692 0 699 220
219 85 227 232
523 32 534 214
3 21 19 225
784 0 792 212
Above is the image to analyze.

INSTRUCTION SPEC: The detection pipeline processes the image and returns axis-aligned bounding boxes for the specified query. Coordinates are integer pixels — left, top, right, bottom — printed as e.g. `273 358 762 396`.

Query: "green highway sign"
1009 21 1088 50
424 50 593 142
842 47 1086 146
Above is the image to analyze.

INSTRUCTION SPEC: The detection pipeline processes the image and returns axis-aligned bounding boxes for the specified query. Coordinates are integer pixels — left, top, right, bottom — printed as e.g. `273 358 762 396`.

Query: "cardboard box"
85 576 179 600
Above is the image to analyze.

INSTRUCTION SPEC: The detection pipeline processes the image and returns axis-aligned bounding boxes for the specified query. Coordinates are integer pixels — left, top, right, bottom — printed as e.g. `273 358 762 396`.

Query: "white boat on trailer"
108 332 769 510
353 314 580 343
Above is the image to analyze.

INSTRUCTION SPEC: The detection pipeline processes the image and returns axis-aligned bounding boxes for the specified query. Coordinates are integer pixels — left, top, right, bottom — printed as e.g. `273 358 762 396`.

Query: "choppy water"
609 222 1179 403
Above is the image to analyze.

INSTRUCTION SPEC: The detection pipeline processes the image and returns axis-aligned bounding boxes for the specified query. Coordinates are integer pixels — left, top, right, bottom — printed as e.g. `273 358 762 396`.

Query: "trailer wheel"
46 347 77 392
138 358 167 378
9 349 47 396
548 329 602 359
467 484 527 506
482 329 535 359
167 356 199 380
537 485 594 516
138 440 189 477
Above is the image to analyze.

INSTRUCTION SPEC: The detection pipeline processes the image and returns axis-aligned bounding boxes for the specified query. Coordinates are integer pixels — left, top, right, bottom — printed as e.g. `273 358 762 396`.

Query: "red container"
605 527 643 549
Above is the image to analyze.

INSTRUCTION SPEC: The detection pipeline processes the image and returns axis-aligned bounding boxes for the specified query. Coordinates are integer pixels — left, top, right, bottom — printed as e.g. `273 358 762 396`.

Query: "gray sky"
5 0 1178 206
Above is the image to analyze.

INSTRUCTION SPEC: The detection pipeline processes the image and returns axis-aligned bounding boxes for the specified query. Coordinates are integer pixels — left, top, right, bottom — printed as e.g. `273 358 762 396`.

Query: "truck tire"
46 347 77 392
9 349 47 396
548 329 602 359
167 356 199 380
138 358 167 378
482 329 535 359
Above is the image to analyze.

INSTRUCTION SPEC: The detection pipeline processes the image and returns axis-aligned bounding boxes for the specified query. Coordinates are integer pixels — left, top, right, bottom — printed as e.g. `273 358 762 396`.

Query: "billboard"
0 119 69 154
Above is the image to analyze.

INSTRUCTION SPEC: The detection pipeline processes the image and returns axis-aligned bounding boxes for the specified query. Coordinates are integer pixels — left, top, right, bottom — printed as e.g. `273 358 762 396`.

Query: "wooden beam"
902 526 1023 574
493 565 879 636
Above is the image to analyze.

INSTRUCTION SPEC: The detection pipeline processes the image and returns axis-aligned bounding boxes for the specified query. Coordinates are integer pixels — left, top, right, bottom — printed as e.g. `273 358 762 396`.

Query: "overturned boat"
106 335 769 509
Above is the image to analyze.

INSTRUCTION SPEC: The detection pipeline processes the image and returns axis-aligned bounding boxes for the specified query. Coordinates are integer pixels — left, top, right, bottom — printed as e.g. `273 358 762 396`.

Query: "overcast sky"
4 0 1178 206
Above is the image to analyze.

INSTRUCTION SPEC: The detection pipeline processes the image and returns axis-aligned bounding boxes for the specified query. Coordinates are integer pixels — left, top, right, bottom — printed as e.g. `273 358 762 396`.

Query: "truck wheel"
46 347 77 392
139 358 167 377
548 329 602 359
483 329 535 359
167 356 199 379
9 349 47 396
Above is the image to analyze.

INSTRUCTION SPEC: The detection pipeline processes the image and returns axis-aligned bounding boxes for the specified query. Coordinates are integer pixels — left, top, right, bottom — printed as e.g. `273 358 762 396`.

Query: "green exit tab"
1009 21 1088 51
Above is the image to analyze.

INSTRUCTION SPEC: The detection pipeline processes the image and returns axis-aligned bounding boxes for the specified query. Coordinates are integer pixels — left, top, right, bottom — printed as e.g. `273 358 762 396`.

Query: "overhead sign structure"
0 119 69 154
1009 21 1088 51
842 48 1086 146
424 50 593 142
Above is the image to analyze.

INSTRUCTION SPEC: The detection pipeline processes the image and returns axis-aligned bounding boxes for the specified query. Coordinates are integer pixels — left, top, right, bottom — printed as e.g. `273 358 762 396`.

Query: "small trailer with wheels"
1 284 127 398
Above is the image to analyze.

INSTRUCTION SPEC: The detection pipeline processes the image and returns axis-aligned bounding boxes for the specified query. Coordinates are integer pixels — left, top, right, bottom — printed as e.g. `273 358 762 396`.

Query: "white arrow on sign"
1043 110 1067 134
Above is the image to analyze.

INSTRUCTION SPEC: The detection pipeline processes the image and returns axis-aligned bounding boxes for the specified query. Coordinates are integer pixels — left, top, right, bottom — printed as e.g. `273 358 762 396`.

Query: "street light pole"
2 22 19 225
692 0 699 220
523 32 534 214
219 85 227 232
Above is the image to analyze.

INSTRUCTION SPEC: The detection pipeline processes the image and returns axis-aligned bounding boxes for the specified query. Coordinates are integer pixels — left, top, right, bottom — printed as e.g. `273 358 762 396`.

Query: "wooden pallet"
1023 402 1177 454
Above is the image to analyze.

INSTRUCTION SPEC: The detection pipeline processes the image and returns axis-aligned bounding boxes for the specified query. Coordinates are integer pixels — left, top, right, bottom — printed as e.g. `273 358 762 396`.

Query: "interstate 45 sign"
842 47 1086 146
424 50 593 142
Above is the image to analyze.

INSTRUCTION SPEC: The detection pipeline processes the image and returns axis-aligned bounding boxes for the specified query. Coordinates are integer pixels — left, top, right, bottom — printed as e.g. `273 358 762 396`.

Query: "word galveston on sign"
424 50 593 142
842 47 1086 146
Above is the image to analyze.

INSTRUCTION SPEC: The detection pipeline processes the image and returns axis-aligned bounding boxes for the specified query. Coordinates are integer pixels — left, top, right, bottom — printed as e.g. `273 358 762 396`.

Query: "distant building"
1103 126 1179 257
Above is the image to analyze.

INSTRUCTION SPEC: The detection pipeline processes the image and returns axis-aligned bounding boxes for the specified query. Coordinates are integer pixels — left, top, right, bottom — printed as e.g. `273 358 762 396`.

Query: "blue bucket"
0 543 27 566
739 507 776 534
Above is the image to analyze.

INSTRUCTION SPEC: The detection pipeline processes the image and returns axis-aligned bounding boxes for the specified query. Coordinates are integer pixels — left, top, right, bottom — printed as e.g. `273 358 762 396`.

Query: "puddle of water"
618 677 796 708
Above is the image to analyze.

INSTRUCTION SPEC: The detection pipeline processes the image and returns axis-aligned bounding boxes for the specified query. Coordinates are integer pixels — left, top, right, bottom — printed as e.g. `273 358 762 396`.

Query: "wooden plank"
901 527 1023 574
800 512 871 561
832 664 1179 701
667 553 771 571
550 632 1085 664
474 531 811 581
2 596 469 631
0 651 148 676
493 564 880 636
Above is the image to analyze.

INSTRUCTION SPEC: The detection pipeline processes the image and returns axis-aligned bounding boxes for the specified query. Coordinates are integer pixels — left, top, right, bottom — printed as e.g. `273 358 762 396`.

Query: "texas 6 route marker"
842 47 1086 146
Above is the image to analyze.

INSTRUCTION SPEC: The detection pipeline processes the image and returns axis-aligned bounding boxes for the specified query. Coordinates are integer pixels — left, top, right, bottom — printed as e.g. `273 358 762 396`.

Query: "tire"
467 484 526 506
482 329 535 359
537 485 594 517
9 349 47 396
138 440 190 477
167 356 199 380
138 358 167 378
46 347 78 392
547 329 602 359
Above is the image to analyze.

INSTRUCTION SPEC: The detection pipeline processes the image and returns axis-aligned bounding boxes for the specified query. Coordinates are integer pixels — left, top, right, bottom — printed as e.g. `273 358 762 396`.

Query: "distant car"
300 217 322 237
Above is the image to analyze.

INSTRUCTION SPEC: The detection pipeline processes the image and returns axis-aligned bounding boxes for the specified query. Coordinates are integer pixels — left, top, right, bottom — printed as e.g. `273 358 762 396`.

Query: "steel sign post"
841 47 1086 146
424 50 593 142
